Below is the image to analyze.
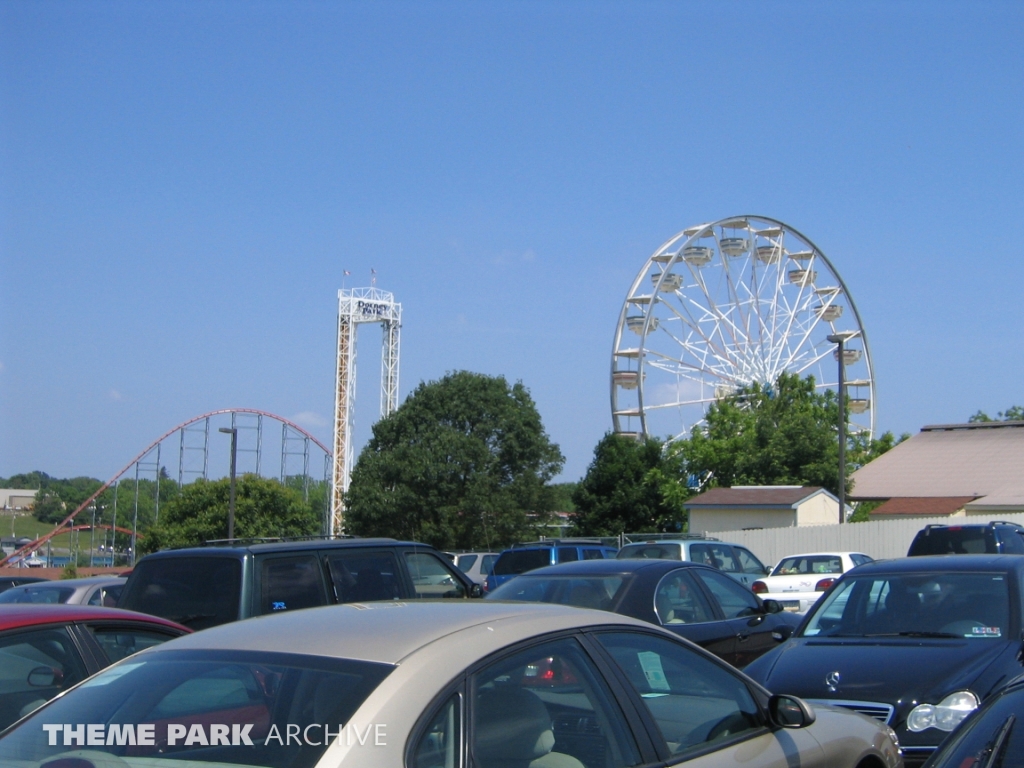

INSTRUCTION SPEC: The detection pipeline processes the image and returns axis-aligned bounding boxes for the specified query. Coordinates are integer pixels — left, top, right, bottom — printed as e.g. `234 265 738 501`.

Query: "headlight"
906 691 979 732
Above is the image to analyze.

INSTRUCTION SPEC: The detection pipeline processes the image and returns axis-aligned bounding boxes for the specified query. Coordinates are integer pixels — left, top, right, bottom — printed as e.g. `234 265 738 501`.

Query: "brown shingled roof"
685 486 825 507
869 496 979 517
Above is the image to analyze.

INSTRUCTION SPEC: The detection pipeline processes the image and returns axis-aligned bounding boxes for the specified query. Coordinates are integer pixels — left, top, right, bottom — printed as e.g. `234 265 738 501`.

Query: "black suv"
907 522 1024 556
118 538 480 630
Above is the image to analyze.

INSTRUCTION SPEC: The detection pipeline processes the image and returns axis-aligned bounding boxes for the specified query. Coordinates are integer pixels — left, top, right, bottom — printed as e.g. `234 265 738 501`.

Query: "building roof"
850 421 1024 500
685 485 830 508
869 496 979 517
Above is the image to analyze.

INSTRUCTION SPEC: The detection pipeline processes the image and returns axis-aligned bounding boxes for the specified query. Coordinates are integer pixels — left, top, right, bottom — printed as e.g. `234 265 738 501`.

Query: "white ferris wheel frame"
611 215 875 442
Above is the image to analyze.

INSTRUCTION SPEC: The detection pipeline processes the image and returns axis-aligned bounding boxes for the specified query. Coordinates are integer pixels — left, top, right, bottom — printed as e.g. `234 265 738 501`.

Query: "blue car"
484 539 617 592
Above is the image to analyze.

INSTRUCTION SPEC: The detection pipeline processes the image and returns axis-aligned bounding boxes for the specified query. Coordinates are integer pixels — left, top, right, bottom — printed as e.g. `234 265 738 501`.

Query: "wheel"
611 216 874 442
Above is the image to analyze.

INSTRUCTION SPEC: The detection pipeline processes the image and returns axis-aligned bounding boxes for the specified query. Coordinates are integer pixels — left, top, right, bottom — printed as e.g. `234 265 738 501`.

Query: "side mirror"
469 583 484 599
768 694 815 728
28 666 63 687
762 598 784 614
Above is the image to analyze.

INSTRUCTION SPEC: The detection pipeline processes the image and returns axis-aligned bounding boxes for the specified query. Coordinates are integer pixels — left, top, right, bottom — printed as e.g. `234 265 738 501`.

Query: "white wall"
699 512 1024 566
795 494 840 526
690 508 796 533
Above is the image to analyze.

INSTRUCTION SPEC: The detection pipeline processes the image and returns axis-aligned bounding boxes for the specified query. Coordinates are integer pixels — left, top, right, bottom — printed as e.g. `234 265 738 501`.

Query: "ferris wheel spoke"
658 299 736 367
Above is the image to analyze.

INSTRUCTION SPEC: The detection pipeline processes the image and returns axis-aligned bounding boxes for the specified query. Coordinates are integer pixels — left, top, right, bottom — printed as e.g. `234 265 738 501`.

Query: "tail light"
815 578 834 592
751 581 768 594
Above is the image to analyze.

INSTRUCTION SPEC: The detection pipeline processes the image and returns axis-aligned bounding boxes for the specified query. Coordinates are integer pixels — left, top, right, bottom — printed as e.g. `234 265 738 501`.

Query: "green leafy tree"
548 482 578 513
344 371 564 550
570 434 689 536
31 491 67 524
969 406 1024 422
675 373 843 494
141 475 320 553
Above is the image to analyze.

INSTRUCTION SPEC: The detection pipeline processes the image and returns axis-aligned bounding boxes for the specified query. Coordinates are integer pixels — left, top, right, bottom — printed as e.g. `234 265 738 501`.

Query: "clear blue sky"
2 1 1022 484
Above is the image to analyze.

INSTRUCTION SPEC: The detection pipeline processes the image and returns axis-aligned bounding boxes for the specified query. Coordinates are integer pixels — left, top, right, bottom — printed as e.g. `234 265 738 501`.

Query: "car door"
692 568 779 668
255 554 330 615
323 549 405 602
733 547 769 583
403 551 469 598
689 543 745 584
591 630 824 767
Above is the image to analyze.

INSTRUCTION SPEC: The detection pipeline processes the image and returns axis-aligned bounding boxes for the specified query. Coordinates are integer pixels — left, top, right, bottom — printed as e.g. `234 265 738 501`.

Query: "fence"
688 513 1024 566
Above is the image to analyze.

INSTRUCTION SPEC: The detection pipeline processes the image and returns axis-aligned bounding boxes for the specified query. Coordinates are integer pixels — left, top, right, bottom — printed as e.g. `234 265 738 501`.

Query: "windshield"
488 575 628 611
0 649 393 768
802 571 1011 639
0 586 76 604
492 550 551 576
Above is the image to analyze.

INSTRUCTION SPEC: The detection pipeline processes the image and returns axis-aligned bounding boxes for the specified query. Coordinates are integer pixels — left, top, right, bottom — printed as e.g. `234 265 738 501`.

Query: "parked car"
921 673 1024 767
617 536 770 587
752 552 874 613
0 601 903 768
908 521 1024 556
0 576 46 594
0 603 189 730
487 558 802 667
450 551 499 585
118 538 480 630
485 539 618 592
0 575 126 606
744 554 1024 767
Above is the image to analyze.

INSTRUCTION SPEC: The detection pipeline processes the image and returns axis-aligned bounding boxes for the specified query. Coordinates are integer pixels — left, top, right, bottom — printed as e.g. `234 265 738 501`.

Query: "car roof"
620 538 738 547
849 554 1023 574
5 575 125 588
775 552 867 559
160 600 654 664
0 603 191 632
501 558 712 577
136 538 429 558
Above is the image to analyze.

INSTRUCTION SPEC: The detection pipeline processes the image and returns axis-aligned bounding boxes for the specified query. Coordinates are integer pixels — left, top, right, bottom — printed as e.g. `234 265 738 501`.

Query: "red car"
0 604 190 730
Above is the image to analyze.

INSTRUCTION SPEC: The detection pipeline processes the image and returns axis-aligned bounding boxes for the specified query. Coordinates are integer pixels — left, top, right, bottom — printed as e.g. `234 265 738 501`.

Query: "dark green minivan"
119 538 481 630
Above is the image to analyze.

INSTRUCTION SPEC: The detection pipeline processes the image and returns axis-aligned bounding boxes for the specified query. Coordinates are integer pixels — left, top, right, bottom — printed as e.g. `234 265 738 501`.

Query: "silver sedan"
0 601 902 768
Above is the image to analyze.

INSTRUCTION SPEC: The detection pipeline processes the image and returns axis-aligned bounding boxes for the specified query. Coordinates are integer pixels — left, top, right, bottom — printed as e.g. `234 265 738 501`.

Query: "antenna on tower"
331 286 401 534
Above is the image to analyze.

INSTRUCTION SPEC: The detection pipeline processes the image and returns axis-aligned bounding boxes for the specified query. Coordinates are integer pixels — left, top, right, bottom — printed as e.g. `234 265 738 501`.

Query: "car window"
260 555 328 614
0 627 89 730
595 631 762 757
87 583 123 607
0 649 393 768
405 552 467 598
413 692 461 768
773 555 842 576
850 554 873 567
804 572 1011 639
689 544 739 573
557 547 580 563
693 569 761 618
583 548 610 560
118 556 242 630
733 547 767 575
86 625 182 664
472 638 641 768
655 570 715 625
480 555 497 575
492 549 551 575
617 543 681 560
489 575 627 610
0 586 75 604
456 554 477 572
326 552 402 602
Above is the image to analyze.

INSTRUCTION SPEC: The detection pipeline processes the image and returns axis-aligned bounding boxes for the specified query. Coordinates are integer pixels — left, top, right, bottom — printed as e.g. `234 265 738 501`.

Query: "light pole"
827 331 858 524
219 427 238 541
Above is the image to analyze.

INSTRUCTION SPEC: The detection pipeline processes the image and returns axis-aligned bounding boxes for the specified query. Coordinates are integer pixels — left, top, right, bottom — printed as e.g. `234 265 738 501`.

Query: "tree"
344 371 564 550
674 373 843 494
141 475 320 553
969 406 1024 423
570 434 689 536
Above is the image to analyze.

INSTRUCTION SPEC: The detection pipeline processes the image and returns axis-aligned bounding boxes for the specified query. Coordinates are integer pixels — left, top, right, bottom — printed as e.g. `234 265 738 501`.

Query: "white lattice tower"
332 287 402 534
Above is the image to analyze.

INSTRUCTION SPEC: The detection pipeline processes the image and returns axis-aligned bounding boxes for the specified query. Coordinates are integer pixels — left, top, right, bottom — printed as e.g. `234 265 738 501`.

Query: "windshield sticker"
970 626 1001 637
637 651 670 691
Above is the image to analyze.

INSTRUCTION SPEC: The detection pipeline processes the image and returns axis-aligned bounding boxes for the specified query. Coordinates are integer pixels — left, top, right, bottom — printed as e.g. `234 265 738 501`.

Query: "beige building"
0 489 38 509
686 486 842 533
850 421 1024 519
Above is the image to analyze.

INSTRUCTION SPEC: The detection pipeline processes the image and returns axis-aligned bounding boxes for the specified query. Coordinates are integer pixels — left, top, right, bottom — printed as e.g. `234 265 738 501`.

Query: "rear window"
0 649 393 768
489 575 627 611
616 543 682 560
0 585 75 604
909 528 994 556
492 549 552 575
119 556 243 630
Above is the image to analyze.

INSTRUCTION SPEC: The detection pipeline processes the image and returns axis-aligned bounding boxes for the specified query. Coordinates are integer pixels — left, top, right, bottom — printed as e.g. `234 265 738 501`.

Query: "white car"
0 601 902 768
752 552 873 613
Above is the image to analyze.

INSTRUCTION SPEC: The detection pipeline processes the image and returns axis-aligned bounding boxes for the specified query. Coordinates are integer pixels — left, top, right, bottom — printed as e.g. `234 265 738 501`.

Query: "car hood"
746 636 1013 705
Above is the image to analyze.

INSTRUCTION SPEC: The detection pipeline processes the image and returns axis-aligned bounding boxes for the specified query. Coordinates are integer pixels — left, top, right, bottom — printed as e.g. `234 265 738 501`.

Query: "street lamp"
827 331 859 524
219 427 238 541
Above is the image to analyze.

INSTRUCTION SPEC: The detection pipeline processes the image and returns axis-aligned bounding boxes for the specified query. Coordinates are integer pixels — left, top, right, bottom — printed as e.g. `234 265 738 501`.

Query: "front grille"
807 698 894 724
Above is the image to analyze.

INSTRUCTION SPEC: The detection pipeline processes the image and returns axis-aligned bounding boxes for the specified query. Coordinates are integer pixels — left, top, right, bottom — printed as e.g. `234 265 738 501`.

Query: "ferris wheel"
611 215 874 442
